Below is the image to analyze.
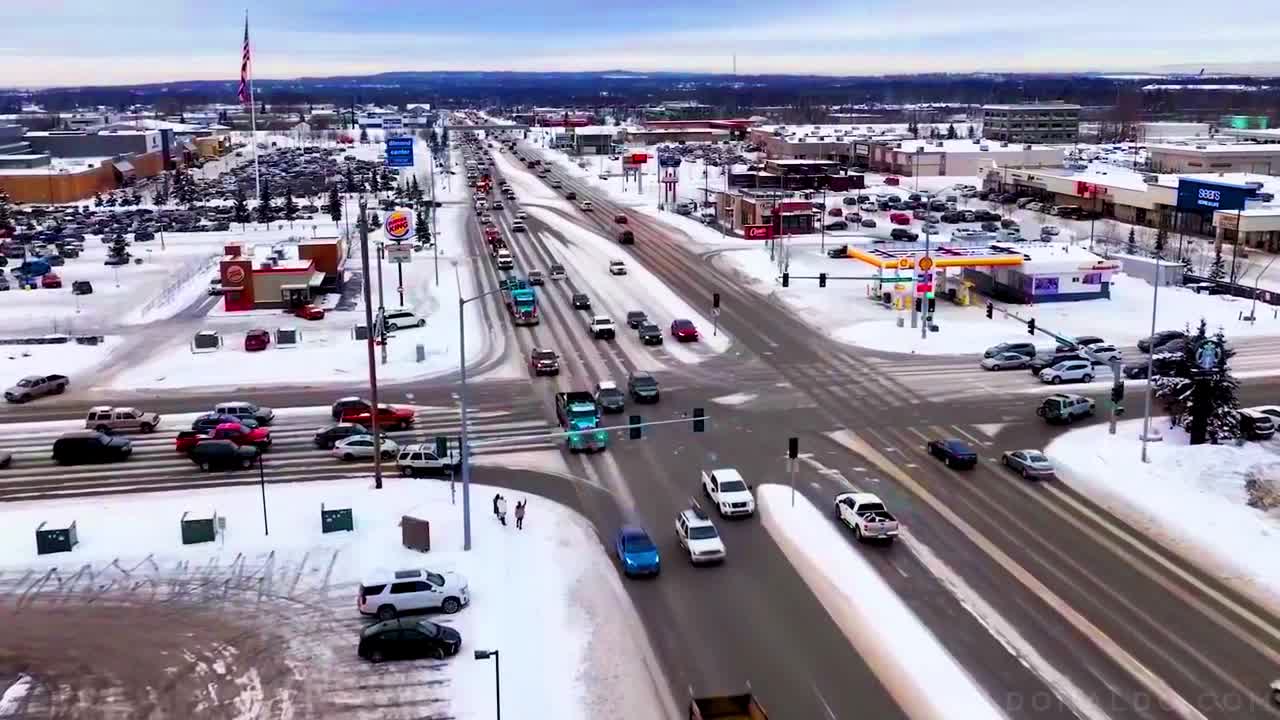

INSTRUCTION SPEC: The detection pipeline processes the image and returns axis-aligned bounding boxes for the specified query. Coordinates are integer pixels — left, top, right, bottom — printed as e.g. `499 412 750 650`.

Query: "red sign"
1076 181 1105 198
625 152 649 164
744 224 774 240
777 201 812 213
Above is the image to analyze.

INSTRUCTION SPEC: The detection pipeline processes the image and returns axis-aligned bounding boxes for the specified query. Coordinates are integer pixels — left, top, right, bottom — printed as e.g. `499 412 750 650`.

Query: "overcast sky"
5 0 1280 87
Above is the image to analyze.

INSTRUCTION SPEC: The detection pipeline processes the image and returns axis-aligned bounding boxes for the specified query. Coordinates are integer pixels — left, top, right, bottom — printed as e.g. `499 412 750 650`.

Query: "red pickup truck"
340 404 415 430
175 422 272 452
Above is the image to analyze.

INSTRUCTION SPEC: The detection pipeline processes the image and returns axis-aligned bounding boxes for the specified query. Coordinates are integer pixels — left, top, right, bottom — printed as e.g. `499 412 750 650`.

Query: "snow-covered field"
0 337 118 381
0 475 671 720
757 485 1005 720
1047 418 1280 609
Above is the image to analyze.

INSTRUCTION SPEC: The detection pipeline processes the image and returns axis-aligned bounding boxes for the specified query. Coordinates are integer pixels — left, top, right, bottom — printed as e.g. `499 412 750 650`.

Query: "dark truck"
554 391 609 453
5 374 69 403
690 693 768 720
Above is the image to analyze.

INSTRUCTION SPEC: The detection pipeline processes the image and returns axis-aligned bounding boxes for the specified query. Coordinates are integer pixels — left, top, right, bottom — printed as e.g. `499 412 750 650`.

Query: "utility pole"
1108 357 1123 435
357 201 384 490
376 242 388 365
428 151 439 284
1140 261 1163 463
820 184 827 253
921 231 932 340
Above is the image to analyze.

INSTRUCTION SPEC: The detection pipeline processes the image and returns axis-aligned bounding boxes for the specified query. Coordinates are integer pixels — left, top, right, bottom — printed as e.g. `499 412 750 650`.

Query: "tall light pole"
1139 258 1163 463
357 201 384 489
474 649 501 720
455 263 506 551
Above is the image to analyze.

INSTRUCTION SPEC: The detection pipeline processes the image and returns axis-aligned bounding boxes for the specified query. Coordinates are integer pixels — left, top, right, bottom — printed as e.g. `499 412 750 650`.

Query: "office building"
981 102 1081 144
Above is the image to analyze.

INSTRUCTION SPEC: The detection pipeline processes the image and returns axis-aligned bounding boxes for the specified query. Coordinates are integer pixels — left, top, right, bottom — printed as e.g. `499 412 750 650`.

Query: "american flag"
237 17 251 104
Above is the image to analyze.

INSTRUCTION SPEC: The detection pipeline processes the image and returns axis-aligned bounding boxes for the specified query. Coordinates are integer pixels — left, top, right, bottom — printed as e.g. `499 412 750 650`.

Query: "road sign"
897 257 912 270
384 210 414 240
386 137 414 168
386 243 413 264
918 255 934 272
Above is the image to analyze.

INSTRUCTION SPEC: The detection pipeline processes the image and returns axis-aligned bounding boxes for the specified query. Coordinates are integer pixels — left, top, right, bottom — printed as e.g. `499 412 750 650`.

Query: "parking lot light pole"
474 649 501 720
357 201 384 490
456 264 507 551
1139 260 1163 463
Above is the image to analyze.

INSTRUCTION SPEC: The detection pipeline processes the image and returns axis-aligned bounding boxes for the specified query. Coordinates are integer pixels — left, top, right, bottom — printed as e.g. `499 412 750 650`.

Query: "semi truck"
554 391 609 453
501 277 539 326
689 693 768 720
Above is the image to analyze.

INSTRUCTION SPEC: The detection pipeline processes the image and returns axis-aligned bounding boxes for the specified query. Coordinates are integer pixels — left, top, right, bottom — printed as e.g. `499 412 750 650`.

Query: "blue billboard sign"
1176 178 1255 213
385 137 414 168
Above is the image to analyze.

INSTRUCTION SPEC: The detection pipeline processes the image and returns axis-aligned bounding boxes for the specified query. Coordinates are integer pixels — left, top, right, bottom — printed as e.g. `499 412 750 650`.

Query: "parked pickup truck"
690 693 769 719
5 374 69 403
701 468 756 518
834 492 900 543
588 315 616 340
555 391 609 453
85 406 161 434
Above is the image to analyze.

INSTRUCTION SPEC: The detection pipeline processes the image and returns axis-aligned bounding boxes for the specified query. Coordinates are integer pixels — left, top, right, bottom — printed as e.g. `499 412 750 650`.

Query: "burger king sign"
383 210 414 241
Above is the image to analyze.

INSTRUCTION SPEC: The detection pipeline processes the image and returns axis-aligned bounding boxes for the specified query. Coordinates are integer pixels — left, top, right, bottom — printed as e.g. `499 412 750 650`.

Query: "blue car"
926 438 978 469
615 525 661 577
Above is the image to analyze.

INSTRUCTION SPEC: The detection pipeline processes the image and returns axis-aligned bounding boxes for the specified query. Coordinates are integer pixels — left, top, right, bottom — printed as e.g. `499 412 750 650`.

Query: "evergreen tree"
368 169 382 194
359 127 370 144
1153 225 1167 258
1208 244 1226 281
344 167 357 194
368 210 381 229
966 124 976 139
946 123 958 140
1151 320 1240 443
327 186 342 226
256 179 276 223
282 189 298 226
232 185 250 228
415 203 430 243
154 173 171 206
1126 227 1137 254
441 126 449 147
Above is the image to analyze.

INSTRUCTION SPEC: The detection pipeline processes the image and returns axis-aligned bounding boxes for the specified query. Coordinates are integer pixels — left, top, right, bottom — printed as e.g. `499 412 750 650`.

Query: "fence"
1182 273 1280 306
133 255 219 320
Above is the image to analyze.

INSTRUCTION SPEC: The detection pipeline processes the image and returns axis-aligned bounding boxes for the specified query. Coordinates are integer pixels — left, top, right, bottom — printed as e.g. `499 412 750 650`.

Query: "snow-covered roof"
1002 242 1117 275
982 102 1081 111
1149 142 1280 155
0 156 113 175
887 139 1061 155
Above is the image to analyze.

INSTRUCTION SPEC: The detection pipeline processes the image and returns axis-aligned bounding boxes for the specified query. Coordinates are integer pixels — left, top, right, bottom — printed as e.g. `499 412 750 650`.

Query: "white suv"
358 568 470 620
1040 360 1094 385
383 308 425 331
675 508 726 565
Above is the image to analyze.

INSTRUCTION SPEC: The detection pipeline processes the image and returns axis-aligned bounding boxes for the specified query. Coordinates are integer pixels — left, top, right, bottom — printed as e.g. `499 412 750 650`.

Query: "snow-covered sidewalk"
0 475 672 720
757 485 1005 720
1046 418 1280 609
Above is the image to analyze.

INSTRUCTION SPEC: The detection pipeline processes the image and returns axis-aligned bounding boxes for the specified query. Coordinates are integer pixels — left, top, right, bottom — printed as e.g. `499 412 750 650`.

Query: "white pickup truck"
834 492 900 543
588 315 616 340
701 468 756 517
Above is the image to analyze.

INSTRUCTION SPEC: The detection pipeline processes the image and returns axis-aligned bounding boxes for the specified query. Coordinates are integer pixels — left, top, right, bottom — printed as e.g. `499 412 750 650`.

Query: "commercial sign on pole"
385 243 413 263
743 224 774 240
382 116 404 130
1175 178 1255 212
386 137 414 168
383 210 414 240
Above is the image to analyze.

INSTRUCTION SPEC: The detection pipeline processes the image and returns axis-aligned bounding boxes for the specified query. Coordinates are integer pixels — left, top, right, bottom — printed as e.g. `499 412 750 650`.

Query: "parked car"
358 568 470 619
1039 360 1095 385
5 374 69 403
384 308 425 330
244 329 271 352
827 245 849 258
1237 409 1276 441
294 304 325 321
926 438 978 469
889 228 918 241
1001 449 1055 479
52 431 133 465
615 525 661 577
358 618 462 663
1037 393 1096 424
333 434 399 461
313 422 370 449
71 280 92 295
671 319 699 342
188 439 259 471
40 272 62 289
824 220 848 231
861 218 877 228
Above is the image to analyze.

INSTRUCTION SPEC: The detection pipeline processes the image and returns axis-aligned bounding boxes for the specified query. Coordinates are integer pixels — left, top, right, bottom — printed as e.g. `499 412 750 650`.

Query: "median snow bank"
1046 418 1280 608
757 485 1006 720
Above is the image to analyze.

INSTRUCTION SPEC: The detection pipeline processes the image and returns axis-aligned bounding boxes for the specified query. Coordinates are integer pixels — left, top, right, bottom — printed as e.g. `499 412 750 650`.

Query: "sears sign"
1176 179 1255 212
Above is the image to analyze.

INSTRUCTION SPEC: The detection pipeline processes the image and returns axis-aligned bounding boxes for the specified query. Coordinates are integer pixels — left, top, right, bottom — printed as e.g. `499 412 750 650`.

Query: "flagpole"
245 11 261 202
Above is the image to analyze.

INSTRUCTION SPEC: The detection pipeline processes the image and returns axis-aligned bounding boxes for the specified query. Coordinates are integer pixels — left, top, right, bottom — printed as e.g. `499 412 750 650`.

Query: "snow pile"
1046 418 1280 605
0 476 670 720
0 674 34 715
757 485 1005 720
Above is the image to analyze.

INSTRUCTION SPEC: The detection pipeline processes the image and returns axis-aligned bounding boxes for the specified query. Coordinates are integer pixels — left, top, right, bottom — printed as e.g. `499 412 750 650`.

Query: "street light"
474 649 501 720
1139 258 1164 463
455 263 507 551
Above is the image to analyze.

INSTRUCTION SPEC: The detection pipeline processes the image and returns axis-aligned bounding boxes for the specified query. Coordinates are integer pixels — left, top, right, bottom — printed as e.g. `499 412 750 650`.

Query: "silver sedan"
980 352 1031 371
1001 449 1055 479
332 435 399 461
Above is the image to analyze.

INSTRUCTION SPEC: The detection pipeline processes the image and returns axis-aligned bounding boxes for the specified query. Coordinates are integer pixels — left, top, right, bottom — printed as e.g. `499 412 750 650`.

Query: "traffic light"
692 408 706 433
781 272 790 287
435 436 449 458
1027 318 1036 336
1111 382 1125 404
818 273 827 288
788 437 799 460
986 301 994 319
712 292 721 309
927 295 936 314
629 415 642 440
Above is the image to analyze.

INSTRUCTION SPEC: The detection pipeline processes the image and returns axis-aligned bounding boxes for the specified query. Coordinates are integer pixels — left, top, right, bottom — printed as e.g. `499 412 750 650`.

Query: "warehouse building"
981 102 1081 144
0 156 118 204
1147 142 1280 174
857 138 1062 177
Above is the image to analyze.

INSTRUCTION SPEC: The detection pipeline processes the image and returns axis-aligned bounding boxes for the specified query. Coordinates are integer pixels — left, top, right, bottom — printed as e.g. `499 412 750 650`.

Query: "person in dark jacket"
492 493 501 519
515 499 526 530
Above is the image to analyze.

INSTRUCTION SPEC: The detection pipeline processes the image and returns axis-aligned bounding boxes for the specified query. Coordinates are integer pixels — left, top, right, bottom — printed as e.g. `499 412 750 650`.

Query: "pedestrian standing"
515 500 526 530
492 493 500 519
496 495 508 526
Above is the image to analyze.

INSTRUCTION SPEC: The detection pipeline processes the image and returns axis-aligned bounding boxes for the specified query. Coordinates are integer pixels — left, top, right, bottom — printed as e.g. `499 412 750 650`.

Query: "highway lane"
522 143 1280 718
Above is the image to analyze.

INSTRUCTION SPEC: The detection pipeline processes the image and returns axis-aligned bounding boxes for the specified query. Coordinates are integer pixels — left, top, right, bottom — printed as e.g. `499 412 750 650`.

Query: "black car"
827 245 849 258
637 323 663 345
1138 330 1185 353
618 230 635 244
52 431 133 465
984 341 1037 359
1029 350 1088 374
889 228 918 241
0 450 11 469
189 439 259 471
314 422 371 449
926 439 978 469
571 293 591 310
824 220 848 231
595 385 626 413
192 413 260 434
134 230 155 242
1058 335 1105 351
358 618 462 663
841 196 858 206
627 371 660 403
626 311 649 329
